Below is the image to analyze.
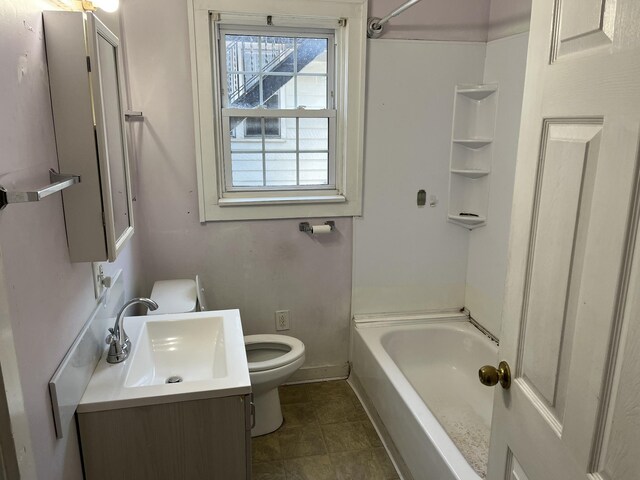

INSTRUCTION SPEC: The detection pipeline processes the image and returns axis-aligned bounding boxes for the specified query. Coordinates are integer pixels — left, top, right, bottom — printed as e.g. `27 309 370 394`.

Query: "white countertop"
78 309 251 413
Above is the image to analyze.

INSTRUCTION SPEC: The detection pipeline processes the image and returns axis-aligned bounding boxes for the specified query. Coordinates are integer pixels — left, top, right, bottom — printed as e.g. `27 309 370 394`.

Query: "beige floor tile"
252 433 282 463
321 422 370 453
315 396 366 425
360 420 383 448
372 448 399 479
252 460 286 480
278 424 327 459
279 384 313 405
281 403 317 427
310 381 356 405
330 449 386 480
252 381 399 480
349 399 369 422
284 455 337 480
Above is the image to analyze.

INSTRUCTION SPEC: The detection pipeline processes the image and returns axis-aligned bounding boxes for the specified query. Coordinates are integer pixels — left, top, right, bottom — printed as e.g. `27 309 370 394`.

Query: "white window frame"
187 0 367 221
219 26 336 193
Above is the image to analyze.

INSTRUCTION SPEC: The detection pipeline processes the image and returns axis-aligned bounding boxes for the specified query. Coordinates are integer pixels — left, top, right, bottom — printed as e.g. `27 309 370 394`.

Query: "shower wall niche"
447 84 498 229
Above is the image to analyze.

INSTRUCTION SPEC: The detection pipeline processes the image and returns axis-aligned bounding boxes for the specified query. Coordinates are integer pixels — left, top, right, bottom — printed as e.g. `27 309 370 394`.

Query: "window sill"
218 194 346 207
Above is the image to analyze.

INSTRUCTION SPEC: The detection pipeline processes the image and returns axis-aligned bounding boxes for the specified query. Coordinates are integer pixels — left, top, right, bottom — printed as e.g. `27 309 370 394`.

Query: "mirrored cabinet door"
44 11 134 262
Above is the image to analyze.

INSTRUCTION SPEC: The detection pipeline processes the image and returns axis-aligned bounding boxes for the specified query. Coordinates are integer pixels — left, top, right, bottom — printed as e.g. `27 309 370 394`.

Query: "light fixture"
81 0 119 12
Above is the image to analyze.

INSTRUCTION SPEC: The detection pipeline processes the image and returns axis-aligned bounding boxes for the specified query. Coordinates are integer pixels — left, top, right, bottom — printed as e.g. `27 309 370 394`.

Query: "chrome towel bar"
0 169 80 210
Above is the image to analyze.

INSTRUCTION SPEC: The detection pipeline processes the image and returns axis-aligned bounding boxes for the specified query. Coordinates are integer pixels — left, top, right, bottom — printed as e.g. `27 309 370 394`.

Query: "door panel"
521 121 602 421
487 0 640 478
597 237 640 479
506 451 532 480
553 0 617 60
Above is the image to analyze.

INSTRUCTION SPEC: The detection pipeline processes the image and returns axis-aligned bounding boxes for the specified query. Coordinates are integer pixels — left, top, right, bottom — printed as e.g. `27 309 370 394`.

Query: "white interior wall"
352 39 486 315
0 3 143 479
464 33 530 337
368 0 491 41
121 0 353 379
488 0 532 41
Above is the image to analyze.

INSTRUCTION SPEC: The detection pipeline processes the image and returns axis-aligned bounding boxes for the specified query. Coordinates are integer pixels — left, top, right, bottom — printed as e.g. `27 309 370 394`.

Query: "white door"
486 0 640 479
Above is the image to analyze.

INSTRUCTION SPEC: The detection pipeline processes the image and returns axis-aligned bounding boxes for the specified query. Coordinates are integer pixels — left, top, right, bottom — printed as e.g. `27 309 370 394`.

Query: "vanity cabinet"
77 394 252 479
44 12 134 262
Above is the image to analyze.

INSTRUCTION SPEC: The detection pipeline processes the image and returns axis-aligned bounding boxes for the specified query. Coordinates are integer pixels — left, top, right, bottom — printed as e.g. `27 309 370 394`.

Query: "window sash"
222 112 336 192
219 27 335 110
216 25 338 195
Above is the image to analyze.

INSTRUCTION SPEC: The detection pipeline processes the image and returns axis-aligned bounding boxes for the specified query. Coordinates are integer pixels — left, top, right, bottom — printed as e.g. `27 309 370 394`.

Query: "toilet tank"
149 279 198 315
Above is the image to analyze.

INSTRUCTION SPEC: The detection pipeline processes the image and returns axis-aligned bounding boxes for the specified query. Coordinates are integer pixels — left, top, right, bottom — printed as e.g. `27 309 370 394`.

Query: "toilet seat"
244 334 305 372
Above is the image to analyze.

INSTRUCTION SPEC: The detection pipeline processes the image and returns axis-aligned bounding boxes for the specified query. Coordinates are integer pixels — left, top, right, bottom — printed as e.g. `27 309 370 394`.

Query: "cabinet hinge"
102 211 106 226
86 56 91 72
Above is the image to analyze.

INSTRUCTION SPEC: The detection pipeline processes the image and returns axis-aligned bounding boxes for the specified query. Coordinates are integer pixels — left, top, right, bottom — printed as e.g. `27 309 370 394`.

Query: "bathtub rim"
351 311 496 480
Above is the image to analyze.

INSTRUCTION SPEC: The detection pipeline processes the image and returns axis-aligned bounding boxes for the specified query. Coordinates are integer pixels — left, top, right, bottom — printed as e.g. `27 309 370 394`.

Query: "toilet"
148 277 306 437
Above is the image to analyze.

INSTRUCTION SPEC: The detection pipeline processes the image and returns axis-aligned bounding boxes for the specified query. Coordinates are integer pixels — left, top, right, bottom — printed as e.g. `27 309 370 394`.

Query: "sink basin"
78 310 250 413
125 316 227 387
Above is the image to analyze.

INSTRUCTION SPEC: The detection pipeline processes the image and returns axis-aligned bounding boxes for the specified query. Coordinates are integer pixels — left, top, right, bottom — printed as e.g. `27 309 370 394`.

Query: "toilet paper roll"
311 224 332 235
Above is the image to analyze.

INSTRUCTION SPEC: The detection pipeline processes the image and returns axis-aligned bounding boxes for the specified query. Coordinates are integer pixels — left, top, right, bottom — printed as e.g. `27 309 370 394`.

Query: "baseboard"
348 373 414 480
286 363 350 384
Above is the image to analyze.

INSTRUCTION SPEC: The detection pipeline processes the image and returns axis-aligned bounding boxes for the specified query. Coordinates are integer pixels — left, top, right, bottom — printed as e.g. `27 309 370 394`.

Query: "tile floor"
251 380 399 480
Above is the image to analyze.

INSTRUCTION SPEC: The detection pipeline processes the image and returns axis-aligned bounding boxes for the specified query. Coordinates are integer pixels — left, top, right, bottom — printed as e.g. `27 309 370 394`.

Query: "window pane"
296 38 327 74
225 34 329 109
299 118 328 151
261 36 294 73
226 35 260 73
231 152 263 187
229 117 263 151
226 35 261 108
261 75 296 108
265 152 297 186
297 76 327 109
227 76 259 108
299 152 329 185
264 117 296 150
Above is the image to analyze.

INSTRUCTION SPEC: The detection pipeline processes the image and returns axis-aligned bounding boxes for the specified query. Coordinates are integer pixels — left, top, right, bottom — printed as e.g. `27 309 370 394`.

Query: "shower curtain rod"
367 0 424 38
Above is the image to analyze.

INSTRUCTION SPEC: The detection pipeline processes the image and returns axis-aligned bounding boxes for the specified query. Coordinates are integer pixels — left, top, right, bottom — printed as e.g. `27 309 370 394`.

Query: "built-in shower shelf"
450 169 490 179
456 85 498 100
452 138 493 149
447 214 487 229
447 83 499 230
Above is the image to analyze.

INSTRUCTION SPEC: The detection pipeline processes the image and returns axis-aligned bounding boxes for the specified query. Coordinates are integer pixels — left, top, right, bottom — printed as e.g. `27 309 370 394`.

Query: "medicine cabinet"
44 11 134 262
447 83 498 230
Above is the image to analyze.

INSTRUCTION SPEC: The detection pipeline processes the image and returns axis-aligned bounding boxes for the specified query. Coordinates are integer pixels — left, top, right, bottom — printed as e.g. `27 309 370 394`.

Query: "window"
222 30 334 189
244 95 280 138
188 0 367 221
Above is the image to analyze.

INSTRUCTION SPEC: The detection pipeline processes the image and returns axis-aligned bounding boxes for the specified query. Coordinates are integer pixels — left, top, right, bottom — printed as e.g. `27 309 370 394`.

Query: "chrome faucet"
106 297 159 364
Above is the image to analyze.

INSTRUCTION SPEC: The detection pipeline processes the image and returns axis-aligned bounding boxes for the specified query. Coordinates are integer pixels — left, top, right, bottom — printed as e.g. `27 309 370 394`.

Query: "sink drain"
166 376 183 384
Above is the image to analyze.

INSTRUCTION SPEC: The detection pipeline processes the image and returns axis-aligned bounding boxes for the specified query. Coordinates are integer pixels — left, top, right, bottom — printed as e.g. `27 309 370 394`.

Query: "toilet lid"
244 334 305 372
149 279 197 315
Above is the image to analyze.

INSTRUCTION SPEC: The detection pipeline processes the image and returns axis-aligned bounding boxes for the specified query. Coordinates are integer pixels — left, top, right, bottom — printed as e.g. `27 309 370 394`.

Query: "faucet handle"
106 327 116 345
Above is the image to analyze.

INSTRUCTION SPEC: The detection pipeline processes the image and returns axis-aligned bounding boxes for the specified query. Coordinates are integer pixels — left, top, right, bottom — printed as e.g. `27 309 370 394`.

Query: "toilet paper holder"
299 221 336 233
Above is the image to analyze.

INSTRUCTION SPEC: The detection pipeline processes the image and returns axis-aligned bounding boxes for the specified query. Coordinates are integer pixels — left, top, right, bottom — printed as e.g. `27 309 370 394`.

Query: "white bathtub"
350 313 498 480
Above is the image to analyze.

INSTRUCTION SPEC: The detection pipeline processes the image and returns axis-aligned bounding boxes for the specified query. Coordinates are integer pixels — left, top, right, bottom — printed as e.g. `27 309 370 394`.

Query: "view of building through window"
222 33 333 188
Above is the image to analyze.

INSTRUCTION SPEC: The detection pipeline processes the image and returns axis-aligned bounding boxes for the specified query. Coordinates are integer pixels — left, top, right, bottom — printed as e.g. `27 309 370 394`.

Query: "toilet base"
251 387 284 437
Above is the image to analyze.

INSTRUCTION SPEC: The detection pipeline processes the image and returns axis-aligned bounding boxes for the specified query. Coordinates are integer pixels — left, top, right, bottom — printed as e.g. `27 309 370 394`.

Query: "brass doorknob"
478 361 511 389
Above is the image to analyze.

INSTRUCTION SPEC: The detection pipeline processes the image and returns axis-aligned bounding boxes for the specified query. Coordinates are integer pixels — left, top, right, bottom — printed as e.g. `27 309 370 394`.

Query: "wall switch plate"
275 310 290 331
91 262 105 299
91 262 111 299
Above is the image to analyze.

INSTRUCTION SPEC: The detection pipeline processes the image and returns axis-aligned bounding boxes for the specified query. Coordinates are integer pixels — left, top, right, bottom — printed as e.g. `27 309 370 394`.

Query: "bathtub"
350 312 498 480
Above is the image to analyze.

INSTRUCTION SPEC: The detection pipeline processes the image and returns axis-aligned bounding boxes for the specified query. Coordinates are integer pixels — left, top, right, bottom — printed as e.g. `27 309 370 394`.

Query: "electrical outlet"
275 310 290 331
91 262 105 299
